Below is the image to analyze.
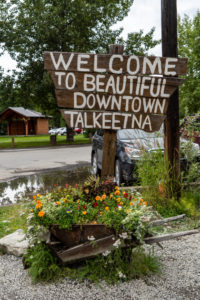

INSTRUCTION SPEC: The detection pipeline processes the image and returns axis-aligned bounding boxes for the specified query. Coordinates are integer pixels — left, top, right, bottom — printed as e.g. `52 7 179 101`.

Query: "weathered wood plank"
60 109 166 132
144 229 199 244
56 235 117 264
49 71 183 98
44 52 188 76
56 90 169 114
150 214 186 227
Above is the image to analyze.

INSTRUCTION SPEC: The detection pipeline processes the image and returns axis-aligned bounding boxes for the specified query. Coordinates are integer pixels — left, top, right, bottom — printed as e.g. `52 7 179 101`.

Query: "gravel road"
0 233 199 300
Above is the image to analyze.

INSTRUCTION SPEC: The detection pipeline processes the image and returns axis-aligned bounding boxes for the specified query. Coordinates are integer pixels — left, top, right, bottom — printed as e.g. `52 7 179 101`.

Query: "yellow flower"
82 211 87 215
115 186 119 190
117 198 121 202
96 196 101 201
110 194 113 199
56 201 61 205
84 189 89 194
38 211 45 217
37 194 41 198
130 202 134 206
30 209 33 212
77 199 80 203
126 209 131 213
120 202 123 205
105 206 109 211
102 194 106 200
100 212 103 215
93 221 97 224
114 190 120 196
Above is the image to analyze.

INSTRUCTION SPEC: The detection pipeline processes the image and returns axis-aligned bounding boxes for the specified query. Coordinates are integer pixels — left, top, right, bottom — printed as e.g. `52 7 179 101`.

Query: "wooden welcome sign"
44 49 187 132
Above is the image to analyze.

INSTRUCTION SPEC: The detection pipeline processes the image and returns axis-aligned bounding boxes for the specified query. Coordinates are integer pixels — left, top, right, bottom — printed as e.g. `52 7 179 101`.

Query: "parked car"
49 127 67 135
91 129 200 185
57 127 67 135
74 128 82 134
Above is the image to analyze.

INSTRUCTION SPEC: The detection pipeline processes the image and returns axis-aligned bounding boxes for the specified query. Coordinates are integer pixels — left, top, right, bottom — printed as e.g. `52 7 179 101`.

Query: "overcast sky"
0 0 199 73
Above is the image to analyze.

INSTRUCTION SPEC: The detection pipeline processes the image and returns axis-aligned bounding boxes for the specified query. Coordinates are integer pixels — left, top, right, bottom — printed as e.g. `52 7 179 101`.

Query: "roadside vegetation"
0 134 90 149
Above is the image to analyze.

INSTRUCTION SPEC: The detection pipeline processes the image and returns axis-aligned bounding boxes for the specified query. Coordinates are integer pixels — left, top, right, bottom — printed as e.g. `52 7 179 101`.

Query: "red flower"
93 202 98 208
129 195 133 200
83 205 87 209
123 192 128 198
75 184 78 188
66 184 69 189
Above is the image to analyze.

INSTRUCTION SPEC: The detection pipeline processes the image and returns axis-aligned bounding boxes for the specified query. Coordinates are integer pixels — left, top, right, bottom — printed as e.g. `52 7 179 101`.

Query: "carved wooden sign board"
44 51 187 132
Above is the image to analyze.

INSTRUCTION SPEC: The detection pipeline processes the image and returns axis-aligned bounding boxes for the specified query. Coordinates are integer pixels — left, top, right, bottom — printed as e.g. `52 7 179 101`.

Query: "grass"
0 203 29 239
0 134 90 149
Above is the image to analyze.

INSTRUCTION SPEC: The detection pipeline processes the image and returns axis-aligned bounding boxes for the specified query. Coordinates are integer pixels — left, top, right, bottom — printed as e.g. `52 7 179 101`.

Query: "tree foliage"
0 0 159 125
178 11 200 117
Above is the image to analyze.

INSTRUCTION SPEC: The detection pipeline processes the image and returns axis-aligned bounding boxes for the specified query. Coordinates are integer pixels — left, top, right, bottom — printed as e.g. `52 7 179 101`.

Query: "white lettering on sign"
64 111 154 131
72 92 167 114
49 52 180 76
164 58 178 76
65 72 76 90
109 55 123 74
77 54 90 72
50 53 74 70
127 55 140 75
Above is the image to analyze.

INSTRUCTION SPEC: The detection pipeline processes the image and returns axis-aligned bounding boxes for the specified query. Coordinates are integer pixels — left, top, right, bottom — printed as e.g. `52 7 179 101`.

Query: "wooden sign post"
101 45 123 181
162 0 180 199
44 44 187 184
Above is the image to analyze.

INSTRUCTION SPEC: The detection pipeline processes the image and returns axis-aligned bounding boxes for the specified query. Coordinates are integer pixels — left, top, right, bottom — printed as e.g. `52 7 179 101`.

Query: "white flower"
87 235 95 241
119 232 128 239
113 239 121 248
102 250 111 256
118 271 126 279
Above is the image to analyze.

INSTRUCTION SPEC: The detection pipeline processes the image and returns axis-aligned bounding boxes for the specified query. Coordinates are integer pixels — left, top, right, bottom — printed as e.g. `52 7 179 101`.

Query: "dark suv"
91 128 200 185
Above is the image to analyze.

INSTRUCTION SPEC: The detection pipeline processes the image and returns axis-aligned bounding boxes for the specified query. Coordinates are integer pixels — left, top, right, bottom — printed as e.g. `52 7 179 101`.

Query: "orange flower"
93 221 97 224
82 211 87 215
130 202 134 206
140 198 144 203
33 195 36 200
37 200 41 205
115 190 120 196
56 201 61 205
120 202 123 205
102 194 106 200
110 194 113 199
36 203 42 209
96 196 101 201
144 201 147 206
117 198 121 202
115 186 119 190
139 202 142 206
134 198 138 201
105 206 109 211
38 211 45 217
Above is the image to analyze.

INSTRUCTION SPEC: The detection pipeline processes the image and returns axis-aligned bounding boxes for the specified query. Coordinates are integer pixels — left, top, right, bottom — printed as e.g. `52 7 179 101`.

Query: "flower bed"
25 177 160 283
